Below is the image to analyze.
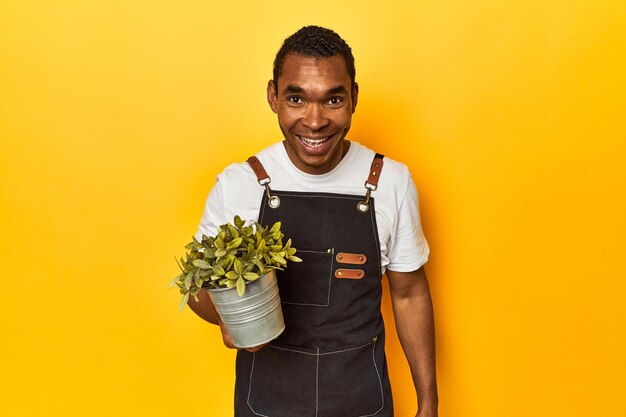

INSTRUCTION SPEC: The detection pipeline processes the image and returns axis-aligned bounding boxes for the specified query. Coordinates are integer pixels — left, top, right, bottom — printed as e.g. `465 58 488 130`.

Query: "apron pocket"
247 344 317 417
317 338 384 417
277 248 333 307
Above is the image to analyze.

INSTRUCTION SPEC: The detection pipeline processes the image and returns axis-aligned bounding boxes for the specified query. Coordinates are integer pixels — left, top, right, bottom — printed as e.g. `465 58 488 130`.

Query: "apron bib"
234 153 393 417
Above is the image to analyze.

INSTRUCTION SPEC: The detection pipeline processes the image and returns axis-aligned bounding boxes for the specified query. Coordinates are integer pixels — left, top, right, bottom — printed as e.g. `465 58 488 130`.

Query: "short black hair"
273 26 356 86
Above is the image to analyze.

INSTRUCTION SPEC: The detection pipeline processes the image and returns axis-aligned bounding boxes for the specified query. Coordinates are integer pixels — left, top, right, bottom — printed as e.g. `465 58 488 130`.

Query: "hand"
218 321 267 352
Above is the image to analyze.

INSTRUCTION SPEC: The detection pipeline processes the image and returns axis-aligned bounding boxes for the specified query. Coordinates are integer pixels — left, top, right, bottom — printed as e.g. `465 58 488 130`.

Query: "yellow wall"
1 1 625 416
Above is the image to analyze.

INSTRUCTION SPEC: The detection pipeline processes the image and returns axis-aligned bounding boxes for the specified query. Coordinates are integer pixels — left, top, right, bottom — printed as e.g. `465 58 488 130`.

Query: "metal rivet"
268 196 281 208
337 271 343 276
357 201 369 213
358 256 363 262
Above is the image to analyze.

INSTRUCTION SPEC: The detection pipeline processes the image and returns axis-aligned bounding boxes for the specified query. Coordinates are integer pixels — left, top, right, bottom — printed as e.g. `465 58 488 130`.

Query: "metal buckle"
357 186 372 213
264 183 280 209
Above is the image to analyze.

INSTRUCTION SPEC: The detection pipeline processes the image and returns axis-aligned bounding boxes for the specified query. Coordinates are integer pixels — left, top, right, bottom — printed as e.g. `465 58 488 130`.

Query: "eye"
287 96 304 105
327 97 343 106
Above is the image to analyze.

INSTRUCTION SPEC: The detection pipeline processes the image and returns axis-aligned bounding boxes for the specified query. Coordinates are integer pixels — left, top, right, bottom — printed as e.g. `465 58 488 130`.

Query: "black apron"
234 153 393 417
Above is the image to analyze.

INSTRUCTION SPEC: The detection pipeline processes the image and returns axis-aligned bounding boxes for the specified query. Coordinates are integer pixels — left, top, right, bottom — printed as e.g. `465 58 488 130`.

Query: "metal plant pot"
207 270 285 348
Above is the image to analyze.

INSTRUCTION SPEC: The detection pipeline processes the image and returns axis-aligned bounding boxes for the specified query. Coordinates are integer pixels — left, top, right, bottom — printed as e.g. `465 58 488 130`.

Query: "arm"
187 291 235 348
386 267 438 417
187 289 220 324
187 291 265 352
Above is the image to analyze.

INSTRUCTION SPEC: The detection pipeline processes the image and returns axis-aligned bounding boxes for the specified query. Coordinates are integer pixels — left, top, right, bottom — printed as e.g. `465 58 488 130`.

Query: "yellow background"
1 1 625 416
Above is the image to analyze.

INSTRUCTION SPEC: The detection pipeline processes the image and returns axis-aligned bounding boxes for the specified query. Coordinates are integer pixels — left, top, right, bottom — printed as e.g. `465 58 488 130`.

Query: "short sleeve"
194 178 226 241
385 175 430 272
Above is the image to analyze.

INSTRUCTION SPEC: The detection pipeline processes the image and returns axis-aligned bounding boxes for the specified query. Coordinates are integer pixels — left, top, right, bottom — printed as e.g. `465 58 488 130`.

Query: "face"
267 54 358 175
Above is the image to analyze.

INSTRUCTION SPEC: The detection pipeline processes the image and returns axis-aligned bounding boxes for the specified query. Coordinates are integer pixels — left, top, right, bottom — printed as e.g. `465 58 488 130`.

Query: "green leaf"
236 277 246 296
185 239 202 251
287 255 303 262
233 258 243 274
234 215 244 229
179 257 190 272
179 292 190 311
184 271 194 290
174 256 184 272
252 259 265 273
225 271 239 280
271 253 287 265
194 275 204 288
212 265 225 276
169 276 181 289
225 255 235 270
227 223 239 239
192 259 212 269
227 237 243 250
243 272 260 281
270 221 281 234
215 248 227 257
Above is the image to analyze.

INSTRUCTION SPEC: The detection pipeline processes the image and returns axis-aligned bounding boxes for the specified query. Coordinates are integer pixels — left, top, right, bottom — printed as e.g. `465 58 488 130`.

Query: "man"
188 26 438 417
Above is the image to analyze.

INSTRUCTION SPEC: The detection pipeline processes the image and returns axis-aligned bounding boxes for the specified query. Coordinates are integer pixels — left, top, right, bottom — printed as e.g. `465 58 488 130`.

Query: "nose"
301 103 329 131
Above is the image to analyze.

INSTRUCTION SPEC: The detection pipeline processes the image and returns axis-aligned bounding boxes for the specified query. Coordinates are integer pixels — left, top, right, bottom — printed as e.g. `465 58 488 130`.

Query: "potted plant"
170 215 301 347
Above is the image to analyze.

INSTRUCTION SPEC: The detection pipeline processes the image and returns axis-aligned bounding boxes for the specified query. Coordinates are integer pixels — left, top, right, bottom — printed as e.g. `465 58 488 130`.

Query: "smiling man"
188 26 438 417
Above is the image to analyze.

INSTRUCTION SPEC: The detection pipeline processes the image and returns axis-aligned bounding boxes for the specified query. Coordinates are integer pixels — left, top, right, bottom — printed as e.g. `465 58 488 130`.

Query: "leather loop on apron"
247 156 280 208
358 153 384 213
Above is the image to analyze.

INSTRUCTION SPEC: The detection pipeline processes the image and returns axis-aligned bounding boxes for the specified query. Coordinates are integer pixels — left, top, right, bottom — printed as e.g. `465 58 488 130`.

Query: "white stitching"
368 200 383 279
247 353 271 417
250 340 384 417
267 339 374 356
315 347 320 417
279 249 333 307
267 192 364 200
357 341 385 417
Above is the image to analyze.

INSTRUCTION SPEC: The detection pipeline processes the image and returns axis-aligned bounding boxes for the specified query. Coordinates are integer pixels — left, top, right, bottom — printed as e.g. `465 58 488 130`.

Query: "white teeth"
299 136 329 148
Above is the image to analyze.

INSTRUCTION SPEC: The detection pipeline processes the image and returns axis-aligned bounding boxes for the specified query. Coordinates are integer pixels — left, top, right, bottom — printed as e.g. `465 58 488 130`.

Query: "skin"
267 54 358 175
387 268 439 417
189 53 438 416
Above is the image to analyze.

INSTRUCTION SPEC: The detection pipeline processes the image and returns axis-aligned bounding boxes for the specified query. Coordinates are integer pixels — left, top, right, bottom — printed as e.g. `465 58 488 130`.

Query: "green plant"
170 215 302 310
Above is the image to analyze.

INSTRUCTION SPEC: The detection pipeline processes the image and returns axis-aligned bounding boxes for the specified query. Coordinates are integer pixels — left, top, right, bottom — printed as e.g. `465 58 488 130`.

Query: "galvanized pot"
207 270 284 349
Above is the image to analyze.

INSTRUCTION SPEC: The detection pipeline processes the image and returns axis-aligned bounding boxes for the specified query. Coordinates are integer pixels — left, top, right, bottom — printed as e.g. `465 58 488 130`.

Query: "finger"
218 322 237 349
245 343 268 352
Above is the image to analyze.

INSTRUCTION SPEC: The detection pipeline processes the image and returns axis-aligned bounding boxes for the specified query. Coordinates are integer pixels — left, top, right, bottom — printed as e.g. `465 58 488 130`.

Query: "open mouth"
296 135 334 149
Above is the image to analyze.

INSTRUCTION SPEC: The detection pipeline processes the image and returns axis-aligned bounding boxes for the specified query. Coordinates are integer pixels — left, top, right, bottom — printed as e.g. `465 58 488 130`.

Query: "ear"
351 82 359 113
267 80 278 113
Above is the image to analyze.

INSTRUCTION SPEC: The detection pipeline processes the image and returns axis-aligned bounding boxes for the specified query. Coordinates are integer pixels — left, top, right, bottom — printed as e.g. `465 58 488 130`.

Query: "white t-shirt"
195 141 429 274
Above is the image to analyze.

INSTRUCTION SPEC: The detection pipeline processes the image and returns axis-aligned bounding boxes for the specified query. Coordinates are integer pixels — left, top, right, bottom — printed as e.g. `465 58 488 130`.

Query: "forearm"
388 269 438 414
187 289 221 325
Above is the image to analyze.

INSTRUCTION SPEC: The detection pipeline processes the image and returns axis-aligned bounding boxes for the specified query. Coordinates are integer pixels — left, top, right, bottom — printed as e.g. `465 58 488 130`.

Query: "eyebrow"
282 84 349 95
284 84 304 94
327 85 348 95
